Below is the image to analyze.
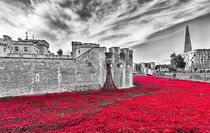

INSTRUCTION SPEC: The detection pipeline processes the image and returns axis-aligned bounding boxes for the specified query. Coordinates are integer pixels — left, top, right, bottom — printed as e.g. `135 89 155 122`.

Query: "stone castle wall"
0 48 106 97
108 47 133 88
0 44 133 97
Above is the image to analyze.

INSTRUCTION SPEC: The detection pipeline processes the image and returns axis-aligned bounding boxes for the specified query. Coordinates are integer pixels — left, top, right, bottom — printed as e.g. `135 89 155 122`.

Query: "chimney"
25 32 28 40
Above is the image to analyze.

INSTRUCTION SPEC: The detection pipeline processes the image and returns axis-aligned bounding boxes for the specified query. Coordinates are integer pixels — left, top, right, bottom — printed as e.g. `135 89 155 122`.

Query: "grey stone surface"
0 43 133 97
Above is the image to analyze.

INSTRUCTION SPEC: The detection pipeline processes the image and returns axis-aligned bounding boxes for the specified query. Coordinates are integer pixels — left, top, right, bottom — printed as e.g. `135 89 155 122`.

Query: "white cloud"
0 0 210 54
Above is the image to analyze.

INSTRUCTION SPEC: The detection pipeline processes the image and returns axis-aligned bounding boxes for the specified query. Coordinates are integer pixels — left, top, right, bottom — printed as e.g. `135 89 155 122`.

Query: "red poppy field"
0 76 209 132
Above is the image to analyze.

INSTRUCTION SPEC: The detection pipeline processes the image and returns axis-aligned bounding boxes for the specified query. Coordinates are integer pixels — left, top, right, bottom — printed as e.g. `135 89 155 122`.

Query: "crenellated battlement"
129 50 133 56
105 52 113 58
109 47 120 53
72 41 100 49
120 48 129 54
72 41 100 58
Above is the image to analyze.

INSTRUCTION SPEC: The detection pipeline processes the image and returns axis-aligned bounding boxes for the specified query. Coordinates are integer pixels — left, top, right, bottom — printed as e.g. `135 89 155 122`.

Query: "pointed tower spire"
184 25 192 53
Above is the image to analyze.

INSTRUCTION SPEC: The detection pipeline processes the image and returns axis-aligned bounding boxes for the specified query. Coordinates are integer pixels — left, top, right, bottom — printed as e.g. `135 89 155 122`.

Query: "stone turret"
72 41 100 58
106 47 133 88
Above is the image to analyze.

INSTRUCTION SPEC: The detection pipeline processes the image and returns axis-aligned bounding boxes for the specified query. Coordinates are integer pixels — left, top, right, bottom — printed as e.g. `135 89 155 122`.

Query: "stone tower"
184 26 192 53
107 47 133 88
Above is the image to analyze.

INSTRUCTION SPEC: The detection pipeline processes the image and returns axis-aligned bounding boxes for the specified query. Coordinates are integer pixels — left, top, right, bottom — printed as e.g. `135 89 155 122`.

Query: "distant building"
183 26 210 71
155 64 170 72
134 62 155 75
184 26 192 53
184 49 210 71
170 53 176 70
0 33 49 57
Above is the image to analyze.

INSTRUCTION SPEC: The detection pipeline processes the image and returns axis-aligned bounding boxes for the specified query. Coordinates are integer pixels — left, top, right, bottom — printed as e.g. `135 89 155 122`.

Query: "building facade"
184 49 210 71
155 64 170 72
0 34 49 57
134 62 155 75
0 40 133 97
183 26 210 71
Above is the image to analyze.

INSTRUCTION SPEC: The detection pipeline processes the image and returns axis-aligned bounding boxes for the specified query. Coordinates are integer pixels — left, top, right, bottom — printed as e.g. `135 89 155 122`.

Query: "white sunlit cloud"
0 0 210 53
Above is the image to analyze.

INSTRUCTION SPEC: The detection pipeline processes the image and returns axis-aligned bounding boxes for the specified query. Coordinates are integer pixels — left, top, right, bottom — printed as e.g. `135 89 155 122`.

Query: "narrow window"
3 47 6 52
24 47 28 52
36 74 40 82
78 50 80 54
120 53 125 59
87 62 92 67
15 46 19 52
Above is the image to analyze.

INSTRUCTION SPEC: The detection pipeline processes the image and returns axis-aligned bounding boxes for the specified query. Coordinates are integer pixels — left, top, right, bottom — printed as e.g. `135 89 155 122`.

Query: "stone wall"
6 54 73 59
12 44 39 55
134 62 155 75
0 57 75 97
72 41 100 58
75 47 106 89
0 45 7 56
0 44 133 97
155 72 210 82
0 47 106 97
108 47 133 88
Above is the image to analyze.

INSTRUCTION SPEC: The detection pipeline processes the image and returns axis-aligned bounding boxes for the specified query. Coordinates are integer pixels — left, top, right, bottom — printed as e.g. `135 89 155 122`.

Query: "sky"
0 0 210 64
132 14 210 64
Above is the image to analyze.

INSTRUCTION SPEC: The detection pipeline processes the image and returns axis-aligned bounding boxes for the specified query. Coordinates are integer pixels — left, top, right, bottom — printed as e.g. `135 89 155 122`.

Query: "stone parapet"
1 53 73 59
